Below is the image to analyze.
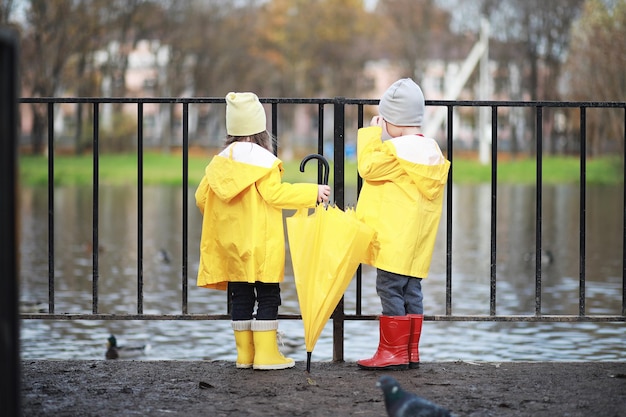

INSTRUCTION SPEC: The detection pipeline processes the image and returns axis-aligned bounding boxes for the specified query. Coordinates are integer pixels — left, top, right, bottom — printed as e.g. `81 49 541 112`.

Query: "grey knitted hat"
378 78 425 127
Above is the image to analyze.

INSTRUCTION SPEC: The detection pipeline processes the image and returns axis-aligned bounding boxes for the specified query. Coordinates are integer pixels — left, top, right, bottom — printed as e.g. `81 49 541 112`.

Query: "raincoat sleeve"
256 165 318 209
357 126 402 181
195 175 209 215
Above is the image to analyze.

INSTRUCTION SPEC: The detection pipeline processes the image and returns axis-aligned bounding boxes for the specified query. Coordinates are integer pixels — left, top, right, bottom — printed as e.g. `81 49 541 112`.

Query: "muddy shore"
21 360 626 416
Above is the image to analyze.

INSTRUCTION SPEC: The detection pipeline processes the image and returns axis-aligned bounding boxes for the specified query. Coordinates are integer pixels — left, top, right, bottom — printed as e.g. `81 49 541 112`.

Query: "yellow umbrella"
286 154 375 372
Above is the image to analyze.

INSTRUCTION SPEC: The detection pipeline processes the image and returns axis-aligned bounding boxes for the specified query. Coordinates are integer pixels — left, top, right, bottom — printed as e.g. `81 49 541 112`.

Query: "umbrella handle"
300 154 329 186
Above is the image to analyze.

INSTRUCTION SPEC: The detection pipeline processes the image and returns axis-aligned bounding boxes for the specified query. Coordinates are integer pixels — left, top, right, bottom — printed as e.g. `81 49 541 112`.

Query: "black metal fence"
17 96 626 362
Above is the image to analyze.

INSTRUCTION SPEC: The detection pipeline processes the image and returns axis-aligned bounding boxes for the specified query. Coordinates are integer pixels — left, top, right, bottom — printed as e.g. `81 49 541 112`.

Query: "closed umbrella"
287 154 375 372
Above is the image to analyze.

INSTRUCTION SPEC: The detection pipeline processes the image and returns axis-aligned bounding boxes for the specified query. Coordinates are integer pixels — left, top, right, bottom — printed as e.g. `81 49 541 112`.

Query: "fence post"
0 28 20 417
332 97 346 362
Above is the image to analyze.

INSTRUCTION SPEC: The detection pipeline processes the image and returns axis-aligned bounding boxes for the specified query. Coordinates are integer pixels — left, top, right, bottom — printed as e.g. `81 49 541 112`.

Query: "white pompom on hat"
378 78 425 127
225 92 267 136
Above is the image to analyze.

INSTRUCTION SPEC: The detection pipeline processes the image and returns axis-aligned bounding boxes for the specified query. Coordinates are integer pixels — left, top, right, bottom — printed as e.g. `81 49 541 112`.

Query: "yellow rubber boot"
232 320 254 369
251 320 295 370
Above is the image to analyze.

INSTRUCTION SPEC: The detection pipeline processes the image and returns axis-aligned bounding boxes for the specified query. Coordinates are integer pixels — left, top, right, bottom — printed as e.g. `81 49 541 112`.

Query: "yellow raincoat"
195 142 318 290
356 126 450 278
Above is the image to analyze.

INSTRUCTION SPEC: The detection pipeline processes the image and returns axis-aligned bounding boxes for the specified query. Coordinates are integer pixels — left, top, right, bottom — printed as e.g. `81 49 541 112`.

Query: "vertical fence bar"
333 98 345 209
316 103 325 183
535 106 543 316
92 102 100 314
356 104 364 316
317 103 324 158
446 105 454 316
137 102 144 315
623 107 626 317
579 106 587 316
332 97 346 362
182 102 189 314
490 106 498 316
47 102 55 314
271 102 278 155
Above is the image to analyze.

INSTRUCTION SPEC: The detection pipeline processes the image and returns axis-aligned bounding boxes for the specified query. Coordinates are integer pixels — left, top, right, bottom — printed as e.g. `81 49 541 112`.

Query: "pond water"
19 183 625 362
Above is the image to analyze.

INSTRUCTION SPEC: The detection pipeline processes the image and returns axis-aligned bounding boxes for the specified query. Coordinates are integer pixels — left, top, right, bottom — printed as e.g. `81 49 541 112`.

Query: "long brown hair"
225 130 275 153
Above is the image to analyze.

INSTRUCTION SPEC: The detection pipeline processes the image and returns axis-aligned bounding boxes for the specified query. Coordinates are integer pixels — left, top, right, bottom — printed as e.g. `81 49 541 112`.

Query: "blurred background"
2 0 625 158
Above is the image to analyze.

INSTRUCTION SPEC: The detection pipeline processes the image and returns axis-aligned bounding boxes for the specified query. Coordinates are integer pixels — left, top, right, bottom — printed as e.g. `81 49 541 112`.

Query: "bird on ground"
105 335 150 360
377 375 454 417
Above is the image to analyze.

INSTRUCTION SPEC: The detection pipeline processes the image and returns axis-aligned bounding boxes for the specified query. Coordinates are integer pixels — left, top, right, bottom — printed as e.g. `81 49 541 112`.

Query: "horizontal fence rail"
17 97 626 361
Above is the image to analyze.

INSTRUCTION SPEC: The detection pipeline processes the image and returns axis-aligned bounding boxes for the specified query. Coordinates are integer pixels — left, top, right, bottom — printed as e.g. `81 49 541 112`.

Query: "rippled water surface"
19 184 625 362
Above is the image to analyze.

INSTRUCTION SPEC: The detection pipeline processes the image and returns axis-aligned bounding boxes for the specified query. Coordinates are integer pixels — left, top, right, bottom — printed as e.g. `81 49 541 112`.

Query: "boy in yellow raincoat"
195 92 330 370
356 79 450 370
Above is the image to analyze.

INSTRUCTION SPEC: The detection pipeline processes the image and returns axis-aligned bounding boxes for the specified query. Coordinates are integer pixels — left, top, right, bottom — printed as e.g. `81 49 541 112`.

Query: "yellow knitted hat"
225 92 267 136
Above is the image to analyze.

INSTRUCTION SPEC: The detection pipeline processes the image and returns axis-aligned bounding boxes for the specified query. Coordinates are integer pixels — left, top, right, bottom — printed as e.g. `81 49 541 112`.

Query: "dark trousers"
228 281 282 321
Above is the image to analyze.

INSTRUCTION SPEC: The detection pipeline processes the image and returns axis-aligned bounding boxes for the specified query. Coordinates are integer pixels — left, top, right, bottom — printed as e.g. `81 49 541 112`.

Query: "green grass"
19 153 210 187
451 156 623 184
18 153 623 187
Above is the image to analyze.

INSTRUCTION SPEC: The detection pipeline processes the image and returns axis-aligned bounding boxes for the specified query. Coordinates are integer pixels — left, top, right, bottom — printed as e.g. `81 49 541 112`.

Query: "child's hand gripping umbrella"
286 154 375 372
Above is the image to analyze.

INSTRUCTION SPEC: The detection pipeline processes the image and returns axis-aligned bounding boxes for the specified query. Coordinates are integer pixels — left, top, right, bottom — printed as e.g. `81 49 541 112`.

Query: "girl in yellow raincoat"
195 92 330 370
356 79 450 371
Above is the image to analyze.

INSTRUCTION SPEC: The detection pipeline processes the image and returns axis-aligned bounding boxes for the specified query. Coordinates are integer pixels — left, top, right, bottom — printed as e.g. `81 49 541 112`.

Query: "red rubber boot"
408 314 423 369
357 315 410 370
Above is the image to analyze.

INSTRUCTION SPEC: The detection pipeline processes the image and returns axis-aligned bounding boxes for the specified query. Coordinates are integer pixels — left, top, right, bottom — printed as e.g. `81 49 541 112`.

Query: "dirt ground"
21 360 626 417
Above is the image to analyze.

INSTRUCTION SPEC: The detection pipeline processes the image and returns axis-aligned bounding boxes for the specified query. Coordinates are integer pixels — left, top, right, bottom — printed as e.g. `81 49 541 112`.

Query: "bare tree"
19 0 171 154
0 0 15 24
21 0 87 154
486 0 584 155
177 1 262 96
376 0 452 83
255 0 374 97
564 0 626 156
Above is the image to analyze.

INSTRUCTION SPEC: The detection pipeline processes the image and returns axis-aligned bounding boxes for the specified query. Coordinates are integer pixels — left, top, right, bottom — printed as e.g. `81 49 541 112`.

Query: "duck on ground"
105 335 150 360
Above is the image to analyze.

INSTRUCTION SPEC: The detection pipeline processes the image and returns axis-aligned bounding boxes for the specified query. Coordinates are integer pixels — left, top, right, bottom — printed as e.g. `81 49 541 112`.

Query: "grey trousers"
376 268 423 316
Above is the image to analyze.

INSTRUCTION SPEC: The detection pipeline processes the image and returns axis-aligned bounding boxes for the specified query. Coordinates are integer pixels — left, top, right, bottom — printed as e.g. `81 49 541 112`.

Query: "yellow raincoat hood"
205 144 281 203
356 126 450 278
195 142 318 290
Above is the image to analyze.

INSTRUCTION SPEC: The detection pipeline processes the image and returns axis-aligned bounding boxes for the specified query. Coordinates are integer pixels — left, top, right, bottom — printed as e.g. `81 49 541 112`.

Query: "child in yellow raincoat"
356 78 450 370
195 92 331 370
